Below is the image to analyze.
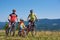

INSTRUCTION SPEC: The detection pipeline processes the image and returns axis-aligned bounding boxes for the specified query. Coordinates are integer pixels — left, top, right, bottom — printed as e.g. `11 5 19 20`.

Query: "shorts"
19 26 24 31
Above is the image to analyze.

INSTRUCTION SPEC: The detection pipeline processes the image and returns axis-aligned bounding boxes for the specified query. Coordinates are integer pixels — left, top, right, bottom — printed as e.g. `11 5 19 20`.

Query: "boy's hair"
20 19 24 22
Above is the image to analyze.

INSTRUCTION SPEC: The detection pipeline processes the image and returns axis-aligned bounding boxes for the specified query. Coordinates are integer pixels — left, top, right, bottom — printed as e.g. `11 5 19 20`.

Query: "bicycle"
10 22 16 36
26 21 36 36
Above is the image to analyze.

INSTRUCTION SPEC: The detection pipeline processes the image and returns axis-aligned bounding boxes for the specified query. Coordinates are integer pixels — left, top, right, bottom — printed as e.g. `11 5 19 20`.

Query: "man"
27 9 37 32
28 9 37 25
8 9 18 36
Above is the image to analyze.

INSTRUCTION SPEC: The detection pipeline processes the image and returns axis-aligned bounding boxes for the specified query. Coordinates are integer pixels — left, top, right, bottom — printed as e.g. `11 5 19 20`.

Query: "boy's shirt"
19 22 25 29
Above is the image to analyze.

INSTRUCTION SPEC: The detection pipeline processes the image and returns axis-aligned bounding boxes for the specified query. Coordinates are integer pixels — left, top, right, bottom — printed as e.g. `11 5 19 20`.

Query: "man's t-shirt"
9 13 17 22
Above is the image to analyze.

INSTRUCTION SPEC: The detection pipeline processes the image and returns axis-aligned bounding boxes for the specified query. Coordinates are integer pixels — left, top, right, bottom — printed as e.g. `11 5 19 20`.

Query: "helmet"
12 9 16 12
30 9 33 13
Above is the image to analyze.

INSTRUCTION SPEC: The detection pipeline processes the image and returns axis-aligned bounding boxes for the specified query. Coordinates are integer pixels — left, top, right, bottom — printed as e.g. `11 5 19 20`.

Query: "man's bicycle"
10 22 16 36
26 21 36 36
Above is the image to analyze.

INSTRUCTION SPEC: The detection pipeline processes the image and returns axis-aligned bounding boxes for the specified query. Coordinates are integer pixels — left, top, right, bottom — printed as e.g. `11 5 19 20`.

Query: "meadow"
0 30 60 40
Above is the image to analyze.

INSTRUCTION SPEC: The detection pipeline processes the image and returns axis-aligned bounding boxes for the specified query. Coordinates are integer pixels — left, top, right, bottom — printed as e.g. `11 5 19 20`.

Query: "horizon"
0 0 60 22
0 18 60 22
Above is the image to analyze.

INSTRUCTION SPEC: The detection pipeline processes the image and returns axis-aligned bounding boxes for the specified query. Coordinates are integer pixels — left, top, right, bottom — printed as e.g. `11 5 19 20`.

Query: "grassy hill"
0 30 60 40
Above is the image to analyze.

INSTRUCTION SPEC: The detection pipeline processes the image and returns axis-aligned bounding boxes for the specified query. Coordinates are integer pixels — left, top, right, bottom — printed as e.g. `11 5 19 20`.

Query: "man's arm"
34 14 37 20
27 14 30 20
28 14 30 18
8 14 11 22
16 15 18 22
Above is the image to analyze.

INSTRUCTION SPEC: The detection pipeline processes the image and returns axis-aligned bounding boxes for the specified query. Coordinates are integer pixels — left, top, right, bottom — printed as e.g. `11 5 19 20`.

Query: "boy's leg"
18 27 22 36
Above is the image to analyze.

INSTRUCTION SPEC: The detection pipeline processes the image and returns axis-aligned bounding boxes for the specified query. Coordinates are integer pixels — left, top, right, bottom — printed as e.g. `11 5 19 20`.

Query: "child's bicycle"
18 28 26 37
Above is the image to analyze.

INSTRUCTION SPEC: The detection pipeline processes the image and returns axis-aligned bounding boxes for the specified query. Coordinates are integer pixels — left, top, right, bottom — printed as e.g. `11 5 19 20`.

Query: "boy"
18 19 26 36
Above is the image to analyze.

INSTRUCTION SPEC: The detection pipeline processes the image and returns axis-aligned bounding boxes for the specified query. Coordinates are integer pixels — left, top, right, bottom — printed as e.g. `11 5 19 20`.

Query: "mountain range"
0 19 60 31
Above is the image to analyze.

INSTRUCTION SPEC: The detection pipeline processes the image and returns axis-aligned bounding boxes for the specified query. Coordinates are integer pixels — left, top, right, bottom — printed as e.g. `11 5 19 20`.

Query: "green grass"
0 30 60 40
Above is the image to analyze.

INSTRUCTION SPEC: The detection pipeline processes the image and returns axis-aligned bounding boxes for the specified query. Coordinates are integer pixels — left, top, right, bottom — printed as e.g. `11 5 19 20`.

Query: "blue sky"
0 0 60 22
